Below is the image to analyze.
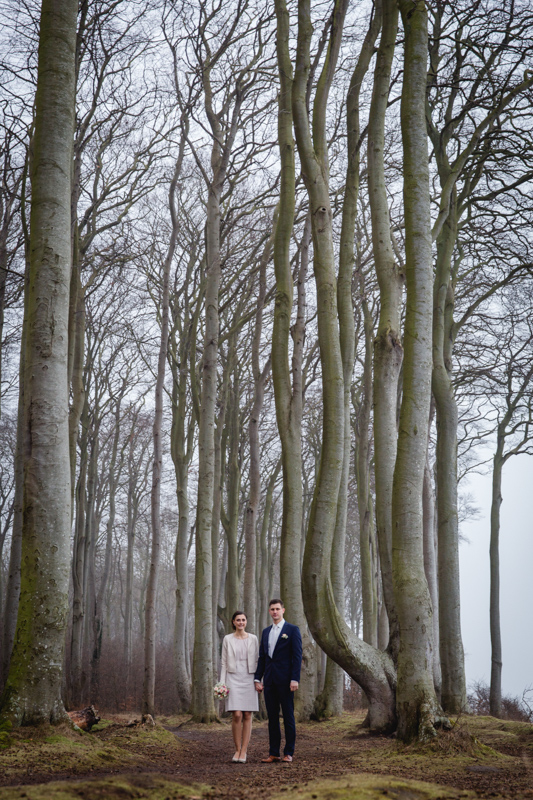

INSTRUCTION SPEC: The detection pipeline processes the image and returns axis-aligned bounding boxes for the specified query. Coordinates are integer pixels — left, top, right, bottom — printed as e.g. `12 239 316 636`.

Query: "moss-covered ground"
0 712 530 800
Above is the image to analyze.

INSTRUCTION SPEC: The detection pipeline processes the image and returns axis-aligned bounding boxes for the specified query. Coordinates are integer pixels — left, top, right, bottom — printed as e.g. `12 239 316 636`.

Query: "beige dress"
225 636 259 712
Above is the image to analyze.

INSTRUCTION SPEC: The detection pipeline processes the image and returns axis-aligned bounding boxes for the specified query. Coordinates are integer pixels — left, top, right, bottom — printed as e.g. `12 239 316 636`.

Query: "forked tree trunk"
0 0 77 726
392 0 447 743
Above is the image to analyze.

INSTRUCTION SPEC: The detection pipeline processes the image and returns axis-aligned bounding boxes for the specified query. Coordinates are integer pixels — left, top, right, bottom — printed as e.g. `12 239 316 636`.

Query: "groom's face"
269 603 284 624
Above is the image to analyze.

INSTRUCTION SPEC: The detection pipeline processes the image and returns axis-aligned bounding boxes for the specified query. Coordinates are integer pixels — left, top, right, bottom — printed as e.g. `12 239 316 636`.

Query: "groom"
254 598 303 763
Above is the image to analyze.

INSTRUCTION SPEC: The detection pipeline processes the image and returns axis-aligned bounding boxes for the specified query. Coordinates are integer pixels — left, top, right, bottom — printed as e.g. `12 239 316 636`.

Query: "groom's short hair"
269 598 284 608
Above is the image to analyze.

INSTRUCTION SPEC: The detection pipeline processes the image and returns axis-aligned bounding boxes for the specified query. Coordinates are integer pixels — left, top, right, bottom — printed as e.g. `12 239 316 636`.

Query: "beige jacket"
220 633 259 686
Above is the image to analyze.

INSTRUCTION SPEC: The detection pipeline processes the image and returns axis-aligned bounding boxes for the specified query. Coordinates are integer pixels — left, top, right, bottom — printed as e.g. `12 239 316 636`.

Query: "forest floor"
0 711 532 800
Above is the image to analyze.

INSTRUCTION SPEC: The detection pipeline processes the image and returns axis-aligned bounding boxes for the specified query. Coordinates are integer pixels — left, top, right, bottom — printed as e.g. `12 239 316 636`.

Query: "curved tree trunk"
294 0 396 733
392 0 447 743
0 0 77 726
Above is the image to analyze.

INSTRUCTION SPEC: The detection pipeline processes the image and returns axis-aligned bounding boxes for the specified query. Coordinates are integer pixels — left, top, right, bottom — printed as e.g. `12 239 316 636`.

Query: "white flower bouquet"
213 682 229 699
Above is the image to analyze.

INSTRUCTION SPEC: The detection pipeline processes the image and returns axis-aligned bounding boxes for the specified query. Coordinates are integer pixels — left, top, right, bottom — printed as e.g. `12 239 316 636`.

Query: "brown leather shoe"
282 755 293 762
261 755 281 763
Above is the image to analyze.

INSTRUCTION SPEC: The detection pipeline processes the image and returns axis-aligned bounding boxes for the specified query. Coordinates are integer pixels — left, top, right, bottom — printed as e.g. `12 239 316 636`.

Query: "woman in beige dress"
220 611 259 763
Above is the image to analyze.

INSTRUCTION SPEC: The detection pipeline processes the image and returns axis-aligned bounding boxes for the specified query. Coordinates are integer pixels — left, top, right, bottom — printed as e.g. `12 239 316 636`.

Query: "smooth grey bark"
432 196 467 714
368 0 402 662
392 0 447 743
0 0 77 726
422 434 441 695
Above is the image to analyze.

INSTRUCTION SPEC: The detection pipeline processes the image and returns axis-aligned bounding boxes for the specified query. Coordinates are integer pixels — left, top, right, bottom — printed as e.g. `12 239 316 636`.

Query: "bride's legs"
232 711 243 758
240 711 252 757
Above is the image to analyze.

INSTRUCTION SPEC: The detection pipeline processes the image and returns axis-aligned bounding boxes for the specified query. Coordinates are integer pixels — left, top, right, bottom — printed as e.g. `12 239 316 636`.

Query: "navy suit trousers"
264 683 295 757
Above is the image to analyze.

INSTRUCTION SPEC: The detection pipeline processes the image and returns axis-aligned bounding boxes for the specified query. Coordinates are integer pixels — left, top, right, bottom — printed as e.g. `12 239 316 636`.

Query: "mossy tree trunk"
392 0 447 743
0 0 77 726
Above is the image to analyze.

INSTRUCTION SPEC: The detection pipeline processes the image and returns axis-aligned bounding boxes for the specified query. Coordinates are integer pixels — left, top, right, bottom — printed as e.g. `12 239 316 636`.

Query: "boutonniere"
281 633 288 639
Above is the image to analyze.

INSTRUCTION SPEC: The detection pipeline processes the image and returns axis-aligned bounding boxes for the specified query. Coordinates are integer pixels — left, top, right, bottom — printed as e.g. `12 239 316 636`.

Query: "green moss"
0 720 180 781
270 773 477 800
0 774 207 800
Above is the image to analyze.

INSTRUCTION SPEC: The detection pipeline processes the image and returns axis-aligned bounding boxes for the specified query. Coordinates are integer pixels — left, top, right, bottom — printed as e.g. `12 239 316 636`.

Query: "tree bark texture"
392 0 446 743
0 0 77 726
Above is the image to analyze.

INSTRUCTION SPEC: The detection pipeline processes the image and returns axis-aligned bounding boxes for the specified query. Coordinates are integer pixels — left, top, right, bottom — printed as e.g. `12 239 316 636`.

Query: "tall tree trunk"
422 433 441 695
489 438 504 718
432 201 467 713
243 233 273 635
294 0 396 733
357 297 378 649
91 395 123 699
2 340 25 680
392 0 447 743
222 342 241 623
0 0 77 726
272 0 316 721
142 145 179 719
316 0 382 720
368 0 402 662
170 328 195 711
191 182 220 720
69 398 89 707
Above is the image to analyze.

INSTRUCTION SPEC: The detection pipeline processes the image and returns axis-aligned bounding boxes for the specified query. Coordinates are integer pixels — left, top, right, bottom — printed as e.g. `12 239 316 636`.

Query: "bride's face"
234 614 247 631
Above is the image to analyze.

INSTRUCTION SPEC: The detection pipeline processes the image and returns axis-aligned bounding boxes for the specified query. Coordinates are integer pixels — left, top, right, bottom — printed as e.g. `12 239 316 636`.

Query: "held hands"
255 682 263 693
290 681 299 692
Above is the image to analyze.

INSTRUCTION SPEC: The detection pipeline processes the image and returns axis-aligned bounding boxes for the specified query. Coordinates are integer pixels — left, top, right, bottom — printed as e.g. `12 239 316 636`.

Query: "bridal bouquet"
213 682 229 699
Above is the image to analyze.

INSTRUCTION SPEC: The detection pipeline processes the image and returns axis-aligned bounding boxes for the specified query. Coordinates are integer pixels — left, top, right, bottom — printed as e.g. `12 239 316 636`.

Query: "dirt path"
163 717 532 799
166 718 364 797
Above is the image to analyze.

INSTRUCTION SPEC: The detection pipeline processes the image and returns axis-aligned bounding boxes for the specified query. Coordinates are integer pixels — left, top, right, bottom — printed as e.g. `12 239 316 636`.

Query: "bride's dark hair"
231 611 246 630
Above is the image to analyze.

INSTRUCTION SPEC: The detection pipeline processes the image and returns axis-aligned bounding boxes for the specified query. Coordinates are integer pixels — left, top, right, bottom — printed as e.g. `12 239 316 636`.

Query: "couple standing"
220 599 303 763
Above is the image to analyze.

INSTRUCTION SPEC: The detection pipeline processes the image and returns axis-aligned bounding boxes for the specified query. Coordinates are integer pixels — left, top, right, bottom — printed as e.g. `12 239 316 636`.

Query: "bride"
220 611 259 763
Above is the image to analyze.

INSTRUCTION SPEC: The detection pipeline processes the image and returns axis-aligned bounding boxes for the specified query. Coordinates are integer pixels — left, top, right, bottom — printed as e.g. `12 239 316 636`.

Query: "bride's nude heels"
238 753 247 763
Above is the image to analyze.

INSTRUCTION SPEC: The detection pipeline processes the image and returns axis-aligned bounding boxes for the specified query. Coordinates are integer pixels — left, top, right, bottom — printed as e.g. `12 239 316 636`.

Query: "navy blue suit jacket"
254 621 303 689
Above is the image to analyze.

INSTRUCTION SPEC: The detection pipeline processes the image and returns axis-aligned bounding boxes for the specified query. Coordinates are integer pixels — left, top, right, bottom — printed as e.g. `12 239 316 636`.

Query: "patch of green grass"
271 773 477 800
0 721 180 781
0 774 208 800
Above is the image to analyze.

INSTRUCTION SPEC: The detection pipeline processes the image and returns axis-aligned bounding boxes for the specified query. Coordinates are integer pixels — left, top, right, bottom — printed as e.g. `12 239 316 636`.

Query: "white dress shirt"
268 619 285 657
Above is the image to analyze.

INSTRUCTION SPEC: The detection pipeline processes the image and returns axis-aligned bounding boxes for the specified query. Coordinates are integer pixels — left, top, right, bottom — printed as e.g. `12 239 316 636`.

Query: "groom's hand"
255 681 263 693
290 681 299 692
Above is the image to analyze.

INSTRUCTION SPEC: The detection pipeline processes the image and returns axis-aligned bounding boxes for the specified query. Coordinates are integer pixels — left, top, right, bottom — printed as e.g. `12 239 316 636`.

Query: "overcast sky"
459 453 533 700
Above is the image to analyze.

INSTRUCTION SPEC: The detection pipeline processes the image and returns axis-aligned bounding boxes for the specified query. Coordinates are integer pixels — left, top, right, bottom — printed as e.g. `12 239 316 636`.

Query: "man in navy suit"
254 598 303 763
